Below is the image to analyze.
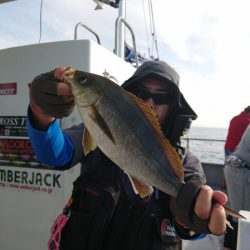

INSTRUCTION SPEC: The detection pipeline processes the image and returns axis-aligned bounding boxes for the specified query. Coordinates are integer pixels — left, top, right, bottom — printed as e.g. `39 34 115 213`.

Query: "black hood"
121 60 197 144
122 61 197 120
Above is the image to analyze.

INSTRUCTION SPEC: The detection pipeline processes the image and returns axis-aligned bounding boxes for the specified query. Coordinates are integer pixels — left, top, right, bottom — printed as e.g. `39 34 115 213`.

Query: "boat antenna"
38 0 44 43
148 0 159 59
142 0 151 57
117 0 126 60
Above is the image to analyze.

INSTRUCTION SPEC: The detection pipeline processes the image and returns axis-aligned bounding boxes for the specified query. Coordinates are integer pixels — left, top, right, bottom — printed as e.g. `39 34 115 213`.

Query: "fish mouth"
63 67 100 108
63 68 89 86
62 67 76 82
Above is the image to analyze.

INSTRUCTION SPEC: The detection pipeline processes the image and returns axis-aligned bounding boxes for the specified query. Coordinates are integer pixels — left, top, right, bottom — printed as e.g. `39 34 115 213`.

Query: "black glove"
30 70 75 118
170 175 211 235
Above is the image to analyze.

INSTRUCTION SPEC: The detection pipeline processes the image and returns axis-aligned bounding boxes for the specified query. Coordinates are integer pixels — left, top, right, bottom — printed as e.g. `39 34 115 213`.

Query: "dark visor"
130 88 172 105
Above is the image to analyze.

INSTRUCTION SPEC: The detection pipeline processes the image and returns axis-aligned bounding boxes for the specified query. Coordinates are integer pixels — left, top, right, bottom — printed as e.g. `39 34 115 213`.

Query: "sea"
182 126 228 164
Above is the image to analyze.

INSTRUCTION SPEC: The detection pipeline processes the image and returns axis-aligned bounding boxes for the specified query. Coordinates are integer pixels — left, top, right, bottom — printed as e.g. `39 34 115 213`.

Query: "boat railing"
182 137 227 191
183 137 225 149
74 22 101 44
114 16 139 67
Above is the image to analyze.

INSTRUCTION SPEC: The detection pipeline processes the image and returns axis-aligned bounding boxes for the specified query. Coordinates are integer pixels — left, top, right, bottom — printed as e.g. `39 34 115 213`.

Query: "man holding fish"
27 61 228 250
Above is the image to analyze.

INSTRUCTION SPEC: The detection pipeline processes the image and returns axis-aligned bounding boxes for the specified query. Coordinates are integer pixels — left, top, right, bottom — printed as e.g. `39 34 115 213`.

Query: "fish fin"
89 106 115 143
82 128 97 156
127 91 184 182
126 173 154 199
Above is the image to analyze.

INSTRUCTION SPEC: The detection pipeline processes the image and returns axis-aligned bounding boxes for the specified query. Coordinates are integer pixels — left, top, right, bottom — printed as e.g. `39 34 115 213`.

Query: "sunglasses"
130 88 172 105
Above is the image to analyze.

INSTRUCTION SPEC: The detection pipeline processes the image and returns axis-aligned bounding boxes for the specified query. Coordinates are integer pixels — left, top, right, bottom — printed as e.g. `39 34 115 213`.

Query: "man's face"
133 78 171 124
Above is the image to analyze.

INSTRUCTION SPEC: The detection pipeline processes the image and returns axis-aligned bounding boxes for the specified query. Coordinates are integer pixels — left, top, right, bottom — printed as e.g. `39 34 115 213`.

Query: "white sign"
0 165 64 196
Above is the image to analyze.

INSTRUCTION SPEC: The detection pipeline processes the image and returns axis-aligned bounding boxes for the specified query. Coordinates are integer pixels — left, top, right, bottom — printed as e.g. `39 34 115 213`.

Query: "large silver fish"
63 67 184 198
63 68 244 220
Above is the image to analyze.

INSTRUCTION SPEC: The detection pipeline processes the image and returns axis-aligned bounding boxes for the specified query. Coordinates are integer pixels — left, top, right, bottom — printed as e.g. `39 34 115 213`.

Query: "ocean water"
182 126 228 164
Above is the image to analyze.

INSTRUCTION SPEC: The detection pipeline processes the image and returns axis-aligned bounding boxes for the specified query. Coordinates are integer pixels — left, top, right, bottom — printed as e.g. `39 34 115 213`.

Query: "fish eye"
78 75 87 84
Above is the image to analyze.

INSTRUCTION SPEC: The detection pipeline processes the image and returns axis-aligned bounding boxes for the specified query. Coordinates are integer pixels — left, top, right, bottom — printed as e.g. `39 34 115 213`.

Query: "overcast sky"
0 0 249 128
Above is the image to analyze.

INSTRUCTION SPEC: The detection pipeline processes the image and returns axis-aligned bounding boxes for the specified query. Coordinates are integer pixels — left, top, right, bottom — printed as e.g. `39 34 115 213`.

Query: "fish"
62 67 245 220
63 67 184 198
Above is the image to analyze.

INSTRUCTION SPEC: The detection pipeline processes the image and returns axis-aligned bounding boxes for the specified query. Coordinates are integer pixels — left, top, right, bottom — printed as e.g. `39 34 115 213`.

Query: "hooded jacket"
122 61 197 144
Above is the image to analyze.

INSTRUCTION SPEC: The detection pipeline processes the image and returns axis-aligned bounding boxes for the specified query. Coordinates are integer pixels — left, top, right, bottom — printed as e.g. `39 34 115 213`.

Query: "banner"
0 166 64 196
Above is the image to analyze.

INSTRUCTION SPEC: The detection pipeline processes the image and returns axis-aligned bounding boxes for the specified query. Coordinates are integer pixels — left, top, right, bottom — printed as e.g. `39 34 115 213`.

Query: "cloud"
0 0 249 128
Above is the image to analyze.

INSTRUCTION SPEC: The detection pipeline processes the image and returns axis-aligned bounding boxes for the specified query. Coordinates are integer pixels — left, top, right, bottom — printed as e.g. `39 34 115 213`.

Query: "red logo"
160 218 177 238
161 218 170 236
0 82 17 95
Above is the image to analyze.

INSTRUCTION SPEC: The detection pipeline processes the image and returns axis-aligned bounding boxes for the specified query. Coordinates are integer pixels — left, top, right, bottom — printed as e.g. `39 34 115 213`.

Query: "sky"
0 0 249 128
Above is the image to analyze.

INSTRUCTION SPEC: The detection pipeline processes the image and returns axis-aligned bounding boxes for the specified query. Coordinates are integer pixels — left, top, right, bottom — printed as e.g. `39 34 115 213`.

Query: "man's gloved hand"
170 175 227 236
29 68 75 118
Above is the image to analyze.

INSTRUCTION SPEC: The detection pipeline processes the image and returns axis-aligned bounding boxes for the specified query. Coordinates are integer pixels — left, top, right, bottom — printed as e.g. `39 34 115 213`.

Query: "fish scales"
63 68 184 197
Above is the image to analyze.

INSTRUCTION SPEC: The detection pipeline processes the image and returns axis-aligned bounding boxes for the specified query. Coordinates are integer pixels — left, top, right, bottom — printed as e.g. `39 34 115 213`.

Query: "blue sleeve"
26 111 74 167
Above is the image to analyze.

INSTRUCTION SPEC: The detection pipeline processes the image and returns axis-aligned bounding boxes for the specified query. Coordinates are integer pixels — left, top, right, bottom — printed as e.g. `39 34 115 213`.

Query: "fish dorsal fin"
82 128 97 156
126 173 154 199
89 106 115 144
127 91 184 182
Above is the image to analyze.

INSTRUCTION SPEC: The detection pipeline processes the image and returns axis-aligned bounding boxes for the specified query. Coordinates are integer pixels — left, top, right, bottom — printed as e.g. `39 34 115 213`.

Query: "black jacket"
60 144 205 250
58 61 205 250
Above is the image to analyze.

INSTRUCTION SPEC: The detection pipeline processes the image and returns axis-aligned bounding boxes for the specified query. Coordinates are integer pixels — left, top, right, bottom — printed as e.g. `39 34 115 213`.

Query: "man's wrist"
174 218 197 237
174 218 206 240
28 105 55 131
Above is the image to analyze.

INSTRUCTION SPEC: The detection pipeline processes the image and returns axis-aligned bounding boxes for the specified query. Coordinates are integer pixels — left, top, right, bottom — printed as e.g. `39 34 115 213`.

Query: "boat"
182 137 227 250
0 1 248 250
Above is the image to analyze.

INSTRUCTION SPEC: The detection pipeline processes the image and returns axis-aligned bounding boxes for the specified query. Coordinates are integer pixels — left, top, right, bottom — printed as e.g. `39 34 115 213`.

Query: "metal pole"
117 0 125 59
74 22 101 44
115 17 138 67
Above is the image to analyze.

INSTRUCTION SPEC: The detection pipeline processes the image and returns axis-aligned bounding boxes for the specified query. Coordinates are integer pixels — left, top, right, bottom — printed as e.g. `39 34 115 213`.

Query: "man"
224 106 250 156
224 124 250 250
27 61 227 250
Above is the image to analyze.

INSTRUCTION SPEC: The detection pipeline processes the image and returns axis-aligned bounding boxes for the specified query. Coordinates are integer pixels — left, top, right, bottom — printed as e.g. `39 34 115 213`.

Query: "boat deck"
183 162 226 250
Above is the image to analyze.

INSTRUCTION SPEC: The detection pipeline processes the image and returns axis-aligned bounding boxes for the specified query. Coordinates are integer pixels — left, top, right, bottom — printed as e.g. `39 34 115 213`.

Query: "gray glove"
170 175 211 235
30 70 75 118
